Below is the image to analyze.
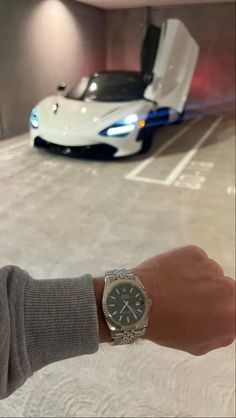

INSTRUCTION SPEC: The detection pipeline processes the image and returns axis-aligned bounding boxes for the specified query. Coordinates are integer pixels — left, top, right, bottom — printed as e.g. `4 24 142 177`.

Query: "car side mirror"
57 83 67 92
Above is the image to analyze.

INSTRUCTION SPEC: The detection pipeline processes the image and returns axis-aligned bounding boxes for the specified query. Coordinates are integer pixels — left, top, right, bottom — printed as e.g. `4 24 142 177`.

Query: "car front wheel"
138 125 156 153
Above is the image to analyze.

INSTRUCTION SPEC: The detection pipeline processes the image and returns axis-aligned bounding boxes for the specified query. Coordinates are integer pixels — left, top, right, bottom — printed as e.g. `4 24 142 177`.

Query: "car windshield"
67 72 146 102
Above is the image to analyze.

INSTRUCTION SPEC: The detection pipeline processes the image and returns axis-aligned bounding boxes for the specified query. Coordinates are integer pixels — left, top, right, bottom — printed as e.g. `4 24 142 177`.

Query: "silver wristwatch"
102 268 152 346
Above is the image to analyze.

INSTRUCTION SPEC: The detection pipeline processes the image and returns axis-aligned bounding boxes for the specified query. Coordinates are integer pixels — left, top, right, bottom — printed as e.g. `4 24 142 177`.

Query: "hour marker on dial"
116 289 120 294
127 317 130 323
110 296 116 300
113 311 117 315
130 288 133 293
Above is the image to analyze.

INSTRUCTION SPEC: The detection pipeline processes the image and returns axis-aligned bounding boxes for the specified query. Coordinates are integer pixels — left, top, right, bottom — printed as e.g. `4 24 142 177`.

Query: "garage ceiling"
76 0 232 9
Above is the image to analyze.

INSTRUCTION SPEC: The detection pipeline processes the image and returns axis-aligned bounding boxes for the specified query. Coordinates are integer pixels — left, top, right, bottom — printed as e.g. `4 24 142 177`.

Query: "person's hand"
133 245 235 356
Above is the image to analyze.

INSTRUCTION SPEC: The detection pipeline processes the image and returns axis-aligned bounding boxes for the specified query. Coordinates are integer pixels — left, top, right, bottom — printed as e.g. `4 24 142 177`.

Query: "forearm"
0 266 31 399
93 277 111 343
0 266 100 399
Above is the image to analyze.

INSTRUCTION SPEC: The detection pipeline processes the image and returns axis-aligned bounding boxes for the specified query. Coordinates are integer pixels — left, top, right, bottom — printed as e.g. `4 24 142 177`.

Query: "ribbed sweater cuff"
24 275 99 373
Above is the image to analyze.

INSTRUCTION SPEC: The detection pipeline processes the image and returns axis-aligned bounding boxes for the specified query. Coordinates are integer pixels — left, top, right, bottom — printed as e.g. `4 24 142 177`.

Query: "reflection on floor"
0 116 235 417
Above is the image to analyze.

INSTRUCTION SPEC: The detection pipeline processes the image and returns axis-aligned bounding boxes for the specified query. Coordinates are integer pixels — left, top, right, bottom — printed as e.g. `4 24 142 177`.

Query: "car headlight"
30 108 39 129
99 114 140 138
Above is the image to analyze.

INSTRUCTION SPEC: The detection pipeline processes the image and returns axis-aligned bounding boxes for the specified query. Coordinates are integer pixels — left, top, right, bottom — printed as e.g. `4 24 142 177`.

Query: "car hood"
36 96 147 130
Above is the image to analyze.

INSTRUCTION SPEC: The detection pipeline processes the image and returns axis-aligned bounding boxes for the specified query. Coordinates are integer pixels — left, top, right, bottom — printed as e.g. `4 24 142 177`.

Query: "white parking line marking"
125 117 201 182
174 174 206 190
165 118 222 185
0 140 29 155
125 175 168 185
188 161 215 171
125 117 222 187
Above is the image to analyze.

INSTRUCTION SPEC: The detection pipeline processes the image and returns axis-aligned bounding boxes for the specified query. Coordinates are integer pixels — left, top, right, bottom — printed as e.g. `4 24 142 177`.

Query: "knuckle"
223 279 236 300
208 259 224 276
226 277 236 292
187 245 208 260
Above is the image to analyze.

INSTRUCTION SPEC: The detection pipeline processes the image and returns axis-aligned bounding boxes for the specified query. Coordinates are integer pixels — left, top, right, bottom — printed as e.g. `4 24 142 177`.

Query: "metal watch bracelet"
105 269 147 346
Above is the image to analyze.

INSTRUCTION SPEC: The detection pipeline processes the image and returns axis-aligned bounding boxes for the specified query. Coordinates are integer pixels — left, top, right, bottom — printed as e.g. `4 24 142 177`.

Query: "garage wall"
106 3 235 115
0 0 106 138
106 8 146 71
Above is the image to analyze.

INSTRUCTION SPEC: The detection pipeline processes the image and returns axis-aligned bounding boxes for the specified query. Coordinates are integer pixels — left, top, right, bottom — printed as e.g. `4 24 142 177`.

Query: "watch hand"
120 300 129 314
126 303 138 319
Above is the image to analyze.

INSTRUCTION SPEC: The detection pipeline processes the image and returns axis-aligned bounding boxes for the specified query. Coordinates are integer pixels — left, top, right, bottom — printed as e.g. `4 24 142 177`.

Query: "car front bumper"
33 136 118 159
30 126 142 158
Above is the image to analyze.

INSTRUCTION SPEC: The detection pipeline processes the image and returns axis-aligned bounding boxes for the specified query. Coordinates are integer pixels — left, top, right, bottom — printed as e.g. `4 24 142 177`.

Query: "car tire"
139 125 156 153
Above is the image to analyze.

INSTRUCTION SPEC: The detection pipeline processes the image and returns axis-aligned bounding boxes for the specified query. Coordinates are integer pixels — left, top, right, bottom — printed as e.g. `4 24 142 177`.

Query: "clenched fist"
133 246 235 355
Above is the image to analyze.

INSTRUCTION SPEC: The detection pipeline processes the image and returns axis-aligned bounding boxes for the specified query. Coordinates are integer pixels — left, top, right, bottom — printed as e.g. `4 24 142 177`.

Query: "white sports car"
30 19 199 158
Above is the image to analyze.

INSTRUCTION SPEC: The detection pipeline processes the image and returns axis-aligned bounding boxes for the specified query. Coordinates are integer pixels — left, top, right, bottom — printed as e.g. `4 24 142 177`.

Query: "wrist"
93 270 154 344
131 268 156 342
93 277 112 343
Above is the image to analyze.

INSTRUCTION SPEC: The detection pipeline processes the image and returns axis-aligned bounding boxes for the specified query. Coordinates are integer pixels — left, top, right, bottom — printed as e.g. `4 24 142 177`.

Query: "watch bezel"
102 278 152 331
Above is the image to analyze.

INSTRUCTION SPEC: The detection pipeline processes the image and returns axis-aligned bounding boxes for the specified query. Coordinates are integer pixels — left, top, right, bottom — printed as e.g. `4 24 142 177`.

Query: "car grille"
34 137 117 160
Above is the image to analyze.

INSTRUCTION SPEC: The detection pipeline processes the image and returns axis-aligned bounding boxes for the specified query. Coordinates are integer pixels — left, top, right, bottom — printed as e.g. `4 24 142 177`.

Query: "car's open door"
142 19 199 113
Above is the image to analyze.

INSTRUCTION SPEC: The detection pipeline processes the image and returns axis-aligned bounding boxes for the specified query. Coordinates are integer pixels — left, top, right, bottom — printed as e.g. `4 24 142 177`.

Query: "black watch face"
106 282 146 326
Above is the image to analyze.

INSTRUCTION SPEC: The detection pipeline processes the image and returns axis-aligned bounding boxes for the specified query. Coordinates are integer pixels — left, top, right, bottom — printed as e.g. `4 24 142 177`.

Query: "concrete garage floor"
0 115 235 417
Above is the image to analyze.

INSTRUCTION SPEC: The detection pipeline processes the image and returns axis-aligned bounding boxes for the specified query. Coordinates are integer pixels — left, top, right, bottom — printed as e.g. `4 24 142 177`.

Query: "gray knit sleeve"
0 266 99 400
